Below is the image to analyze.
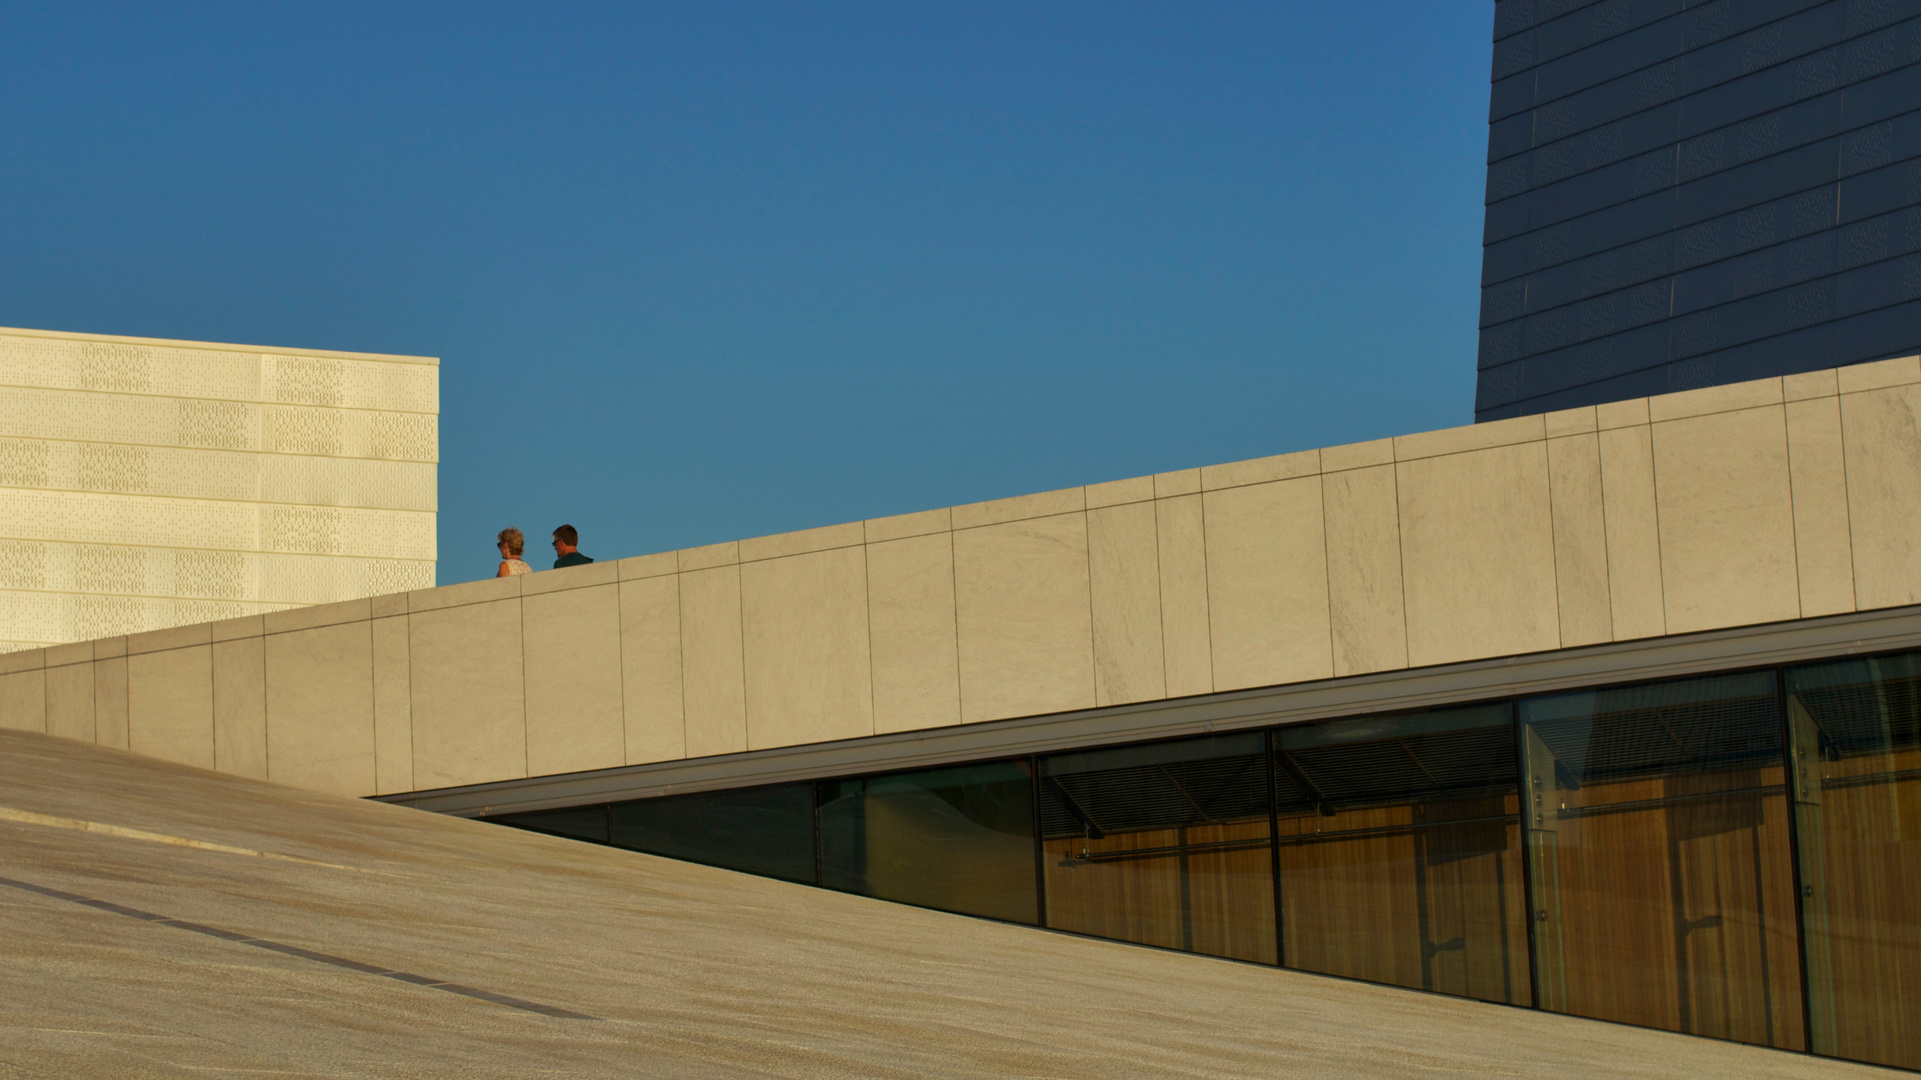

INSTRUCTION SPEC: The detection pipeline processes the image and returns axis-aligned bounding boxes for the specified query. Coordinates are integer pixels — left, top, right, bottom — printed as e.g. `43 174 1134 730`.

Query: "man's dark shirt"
554 551 594 569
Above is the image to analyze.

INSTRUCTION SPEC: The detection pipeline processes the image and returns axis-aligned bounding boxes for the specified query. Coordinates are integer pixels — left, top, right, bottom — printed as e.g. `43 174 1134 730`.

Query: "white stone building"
0 327 436 651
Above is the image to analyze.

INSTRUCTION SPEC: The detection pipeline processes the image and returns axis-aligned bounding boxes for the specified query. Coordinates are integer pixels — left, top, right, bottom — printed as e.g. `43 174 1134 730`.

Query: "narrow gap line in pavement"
0 873 599 1020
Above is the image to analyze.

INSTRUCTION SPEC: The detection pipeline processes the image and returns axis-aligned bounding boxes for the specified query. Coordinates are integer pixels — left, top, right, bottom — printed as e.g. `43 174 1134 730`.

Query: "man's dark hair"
553 524 579 547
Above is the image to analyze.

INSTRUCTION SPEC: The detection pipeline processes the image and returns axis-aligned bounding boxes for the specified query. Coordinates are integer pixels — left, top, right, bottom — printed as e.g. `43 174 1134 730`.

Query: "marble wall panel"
127 645 214 768
523 583 626 776
867 533 962 735
212 636 267 779
1087 501 1166 706
1547 433 1613 647
44 661 94 742
1598 426 1667 640
1841 384 1921 610
1785 395 1857 617
1652 406 1800 633
409 599 525 789
265 621 375 797
372 614 414 795
1398 442 1559 668
953 514 1096 723
680 566 748 757
1203 478 1332 691
742 546 874 748
1322 464 1408 677
0 668 45 732
619 575 685 764
1155 495 1213 699
94 654 128 750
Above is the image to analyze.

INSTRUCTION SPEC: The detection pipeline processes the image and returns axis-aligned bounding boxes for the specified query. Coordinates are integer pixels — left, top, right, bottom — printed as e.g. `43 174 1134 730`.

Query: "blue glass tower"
1477 0 1921 419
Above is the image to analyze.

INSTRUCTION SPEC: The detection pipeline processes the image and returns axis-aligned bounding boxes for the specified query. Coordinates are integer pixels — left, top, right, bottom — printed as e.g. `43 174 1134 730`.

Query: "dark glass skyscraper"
1477 0 1921 420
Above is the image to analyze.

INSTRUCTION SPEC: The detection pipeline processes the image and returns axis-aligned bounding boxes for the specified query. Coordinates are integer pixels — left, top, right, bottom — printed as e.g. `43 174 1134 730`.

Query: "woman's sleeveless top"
504 558 533 576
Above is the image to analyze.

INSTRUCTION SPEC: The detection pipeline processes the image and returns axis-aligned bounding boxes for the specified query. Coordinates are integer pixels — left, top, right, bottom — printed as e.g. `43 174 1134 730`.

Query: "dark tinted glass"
1478 0 1921 419
1039 733 1274 963
1785 651 1921 1069
492 804 609 844
819 761 1037 924
1274 704 1529 1004
604 783 817 883
1520 672 1803 1048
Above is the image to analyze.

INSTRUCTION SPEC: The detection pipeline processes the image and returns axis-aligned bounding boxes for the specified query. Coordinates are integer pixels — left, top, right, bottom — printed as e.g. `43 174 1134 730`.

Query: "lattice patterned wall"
0 329 438 651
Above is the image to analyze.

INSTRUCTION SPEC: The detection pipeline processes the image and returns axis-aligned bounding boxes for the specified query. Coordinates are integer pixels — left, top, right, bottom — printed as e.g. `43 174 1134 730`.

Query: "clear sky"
1 2 1495 585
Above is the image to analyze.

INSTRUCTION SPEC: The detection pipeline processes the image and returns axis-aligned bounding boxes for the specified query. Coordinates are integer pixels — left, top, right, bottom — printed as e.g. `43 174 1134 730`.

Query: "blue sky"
0 2 1495 584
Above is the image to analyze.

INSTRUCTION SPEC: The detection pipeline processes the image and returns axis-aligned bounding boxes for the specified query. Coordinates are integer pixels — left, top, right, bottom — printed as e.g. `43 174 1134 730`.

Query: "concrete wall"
4 359 1919 798
0 327 439 651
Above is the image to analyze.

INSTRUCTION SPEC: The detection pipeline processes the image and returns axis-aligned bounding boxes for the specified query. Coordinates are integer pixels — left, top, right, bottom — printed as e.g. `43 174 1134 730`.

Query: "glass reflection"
1785 650 1921 1070
1275 704 1528 1004
491 804 609 844
609 783 818 884
818 760 1036 924
1521 672 1802 1048
1039 733 1274 963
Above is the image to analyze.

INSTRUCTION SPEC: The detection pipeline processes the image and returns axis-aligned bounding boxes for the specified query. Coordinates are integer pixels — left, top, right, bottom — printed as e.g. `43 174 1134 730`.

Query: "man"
551 524 594 569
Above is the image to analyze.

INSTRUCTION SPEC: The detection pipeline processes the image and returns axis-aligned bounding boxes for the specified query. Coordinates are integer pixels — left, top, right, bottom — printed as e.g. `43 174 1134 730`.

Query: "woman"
496 527 534 577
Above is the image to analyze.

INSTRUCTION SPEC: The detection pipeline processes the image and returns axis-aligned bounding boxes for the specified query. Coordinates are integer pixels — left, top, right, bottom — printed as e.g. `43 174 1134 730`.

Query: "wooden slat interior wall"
1042 820 1274 964
1542 768 1804 1050
1813 746 1921 1070
1277 797 1528 1005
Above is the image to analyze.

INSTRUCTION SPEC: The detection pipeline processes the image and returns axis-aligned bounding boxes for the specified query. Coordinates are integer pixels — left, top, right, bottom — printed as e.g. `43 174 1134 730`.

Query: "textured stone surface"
20 366 1921 803
0 327 439 652
0 729 1893 1080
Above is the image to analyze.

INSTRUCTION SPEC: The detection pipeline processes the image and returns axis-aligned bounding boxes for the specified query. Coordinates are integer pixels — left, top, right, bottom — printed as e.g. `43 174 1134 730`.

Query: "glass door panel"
1040 732 1274 963
1785 651 1921 1069
1520 672 1802 1049
1275 703 1529 1004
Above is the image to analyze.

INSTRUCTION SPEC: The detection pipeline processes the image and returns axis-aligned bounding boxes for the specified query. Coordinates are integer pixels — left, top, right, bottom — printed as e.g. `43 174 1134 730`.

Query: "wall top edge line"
379 604 1921 818
0 386 442 416
0 326 440 366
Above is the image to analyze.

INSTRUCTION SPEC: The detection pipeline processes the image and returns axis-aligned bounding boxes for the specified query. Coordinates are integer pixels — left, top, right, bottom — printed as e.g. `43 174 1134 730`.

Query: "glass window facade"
1276 705 1528 1004
493 804 610 844
1040 733 1274 962
485 647 1921 1070
1477 0 1921 420
1784 653 1921 1069
1521 672 1802 1048
818 760 1038 924
612 783 818 883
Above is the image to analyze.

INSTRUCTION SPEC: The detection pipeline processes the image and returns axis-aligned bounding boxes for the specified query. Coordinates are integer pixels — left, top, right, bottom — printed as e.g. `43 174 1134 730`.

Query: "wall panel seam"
0 486 437 513
1593 432 1616 641
674 573 687 757
861 542 877 737
1542 439 1566 650
1152 496 1171 698
1837 390 1866 606
1781 405 1808 620
368 610 379 791
0 384 440 416
615 579 629 766
519 596 530 777
1317 475 1337 677
0 437 438 463
732 564 746 751
1646 423 1670 635
1391 458 1412 667
1197 494 1215 695
948 528 966 721
1082 511 1099 705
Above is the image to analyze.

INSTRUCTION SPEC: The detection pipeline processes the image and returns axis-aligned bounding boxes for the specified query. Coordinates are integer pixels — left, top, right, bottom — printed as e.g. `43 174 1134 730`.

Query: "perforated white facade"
0 327 437 651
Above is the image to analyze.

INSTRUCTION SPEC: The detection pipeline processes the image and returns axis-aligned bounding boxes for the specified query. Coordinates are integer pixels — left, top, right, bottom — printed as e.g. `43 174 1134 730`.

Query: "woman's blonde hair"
497 527 525 557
